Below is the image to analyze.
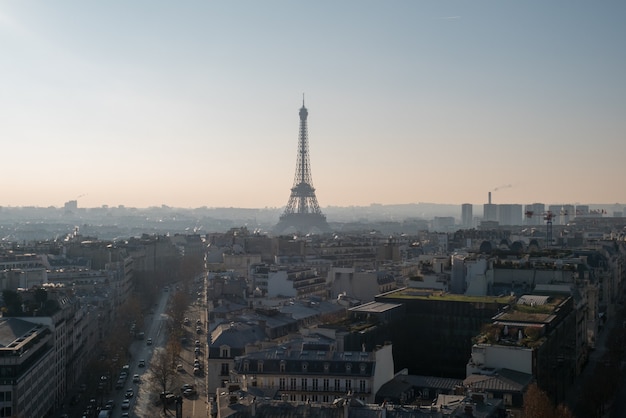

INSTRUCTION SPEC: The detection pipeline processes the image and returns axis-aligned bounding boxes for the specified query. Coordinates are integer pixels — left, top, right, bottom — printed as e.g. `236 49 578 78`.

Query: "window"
323 363 330 372
302 362 308 372
345 363 352 373
257 361 263 373
301 378 308 390
334 379 341 391
360 363 367 374
221 348 229 358
243 361 249 372
279 378 286 390
280 361 286 373
345 379 352 391
312 379 319 391
359 380 366 393
290 378 297 390
220 363 229 376
323 379 329 391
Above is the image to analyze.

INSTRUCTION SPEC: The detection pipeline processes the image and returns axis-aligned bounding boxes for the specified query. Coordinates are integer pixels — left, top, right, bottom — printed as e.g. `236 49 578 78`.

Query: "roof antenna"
302 93 305 107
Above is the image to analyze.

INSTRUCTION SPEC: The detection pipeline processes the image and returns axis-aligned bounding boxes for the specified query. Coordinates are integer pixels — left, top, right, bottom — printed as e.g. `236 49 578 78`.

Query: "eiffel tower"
273 99 331 235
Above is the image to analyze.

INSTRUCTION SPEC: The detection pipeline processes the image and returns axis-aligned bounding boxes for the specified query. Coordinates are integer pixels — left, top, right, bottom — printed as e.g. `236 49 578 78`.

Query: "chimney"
488 192 492 204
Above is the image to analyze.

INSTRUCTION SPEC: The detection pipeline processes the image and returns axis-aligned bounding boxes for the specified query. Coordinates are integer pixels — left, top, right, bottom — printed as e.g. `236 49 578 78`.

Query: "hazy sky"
1 1 625 209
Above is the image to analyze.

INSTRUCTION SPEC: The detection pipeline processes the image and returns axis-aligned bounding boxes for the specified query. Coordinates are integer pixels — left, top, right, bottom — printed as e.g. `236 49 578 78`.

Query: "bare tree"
524 383 576 418
168 290 190 340
149 347 180 413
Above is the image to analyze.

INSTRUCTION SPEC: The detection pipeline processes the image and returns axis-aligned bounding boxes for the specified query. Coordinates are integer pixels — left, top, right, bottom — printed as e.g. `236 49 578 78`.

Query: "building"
467 294 577 405
0 318 55 418
231 340 395 404
461 203 473 229
375 288 513 378
497 204 523 226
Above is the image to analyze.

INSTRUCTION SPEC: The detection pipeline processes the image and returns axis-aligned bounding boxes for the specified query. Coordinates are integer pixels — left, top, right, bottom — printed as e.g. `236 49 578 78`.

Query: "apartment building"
0 318 55 418
231 341 394 404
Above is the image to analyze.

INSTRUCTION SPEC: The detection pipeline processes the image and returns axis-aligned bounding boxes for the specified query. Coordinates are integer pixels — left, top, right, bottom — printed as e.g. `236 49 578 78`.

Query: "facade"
329 267 397 303
207 321 268 396
467 294 577 405
231 341 394 404
376 288 513 378
0 318 55 418
497 204 523 226
524 203 545 226
0 253 47 290
461 203 473 229
250 264 327 299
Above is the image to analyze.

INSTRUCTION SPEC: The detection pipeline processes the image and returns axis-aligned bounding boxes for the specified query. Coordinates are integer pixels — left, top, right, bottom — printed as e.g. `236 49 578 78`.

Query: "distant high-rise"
497 204 523 226
483 192 498 222
524 203 545 225
273 99 331 235
461 203 473 228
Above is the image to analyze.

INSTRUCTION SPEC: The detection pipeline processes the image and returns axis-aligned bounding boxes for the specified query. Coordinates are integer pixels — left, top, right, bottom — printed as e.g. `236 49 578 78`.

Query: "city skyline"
1 2 625 209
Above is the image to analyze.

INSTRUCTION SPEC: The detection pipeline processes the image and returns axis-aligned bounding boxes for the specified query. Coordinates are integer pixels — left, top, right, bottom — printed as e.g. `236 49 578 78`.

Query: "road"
114 287 170 418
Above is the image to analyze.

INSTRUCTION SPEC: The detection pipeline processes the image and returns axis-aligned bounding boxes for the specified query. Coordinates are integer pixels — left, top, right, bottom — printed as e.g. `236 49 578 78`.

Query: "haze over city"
1 1 625 209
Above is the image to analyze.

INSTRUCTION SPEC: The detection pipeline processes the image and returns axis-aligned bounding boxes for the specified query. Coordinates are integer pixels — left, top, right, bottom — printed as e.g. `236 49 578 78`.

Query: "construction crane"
524 210 568 246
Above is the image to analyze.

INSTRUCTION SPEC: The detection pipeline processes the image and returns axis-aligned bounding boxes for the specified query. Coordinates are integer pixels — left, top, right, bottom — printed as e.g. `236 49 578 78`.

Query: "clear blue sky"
1 1 624 209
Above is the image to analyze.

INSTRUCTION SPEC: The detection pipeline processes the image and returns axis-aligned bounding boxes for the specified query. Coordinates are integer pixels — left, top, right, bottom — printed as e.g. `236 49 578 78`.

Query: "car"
138 359 145 367
183 318 190 325
121 414 130 418
132 374 140 383
195 340 200 347
125 388 134 398
121 399 130 410
146 338 153 345
183 387 197 397
176 364 184 372
193 366 202 375
196 326 202 334
104 400 115 410
181 383 194 392
196 319 202 325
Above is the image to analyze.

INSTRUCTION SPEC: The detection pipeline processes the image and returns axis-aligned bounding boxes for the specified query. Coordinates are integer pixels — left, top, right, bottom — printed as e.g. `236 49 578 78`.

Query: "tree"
149 347 179 413
168 290 189 340
523 383 576 418
2 289 23 316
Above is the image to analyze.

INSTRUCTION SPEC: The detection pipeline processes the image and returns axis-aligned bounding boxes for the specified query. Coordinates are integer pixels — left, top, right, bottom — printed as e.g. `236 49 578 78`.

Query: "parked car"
138 359 145 367
146 337 153 345
125 388 134 398
132 374 140 383
121 399 130 410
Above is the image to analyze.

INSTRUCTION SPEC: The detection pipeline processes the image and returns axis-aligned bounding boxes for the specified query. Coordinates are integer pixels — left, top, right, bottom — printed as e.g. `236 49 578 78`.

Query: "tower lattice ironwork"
274 99 330 235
